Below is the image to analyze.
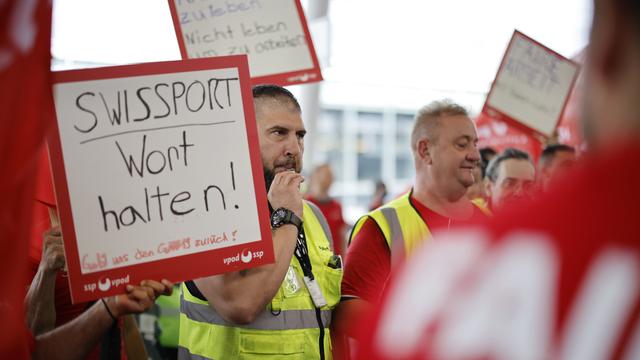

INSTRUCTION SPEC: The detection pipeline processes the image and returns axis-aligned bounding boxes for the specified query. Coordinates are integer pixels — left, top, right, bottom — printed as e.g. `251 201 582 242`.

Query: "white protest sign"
169 0 322 85
485 31 579 137
48 56 273 303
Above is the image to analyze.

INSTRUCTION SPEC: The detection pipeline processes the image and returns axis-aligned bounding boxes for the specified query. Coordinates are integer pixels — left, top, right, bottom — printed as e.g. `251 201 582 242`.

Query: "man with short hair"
538 144 576 192
179 85 342 360
359 0 640 358
485 148 536 210
333 100 487 355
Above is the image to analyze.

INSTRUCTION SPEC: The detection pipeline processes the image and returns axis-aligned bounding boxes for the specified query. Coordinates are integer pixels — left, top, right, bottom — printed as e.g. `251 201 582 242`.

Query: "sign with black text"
484 30 579 137
48 56 273 303
168 0 322 85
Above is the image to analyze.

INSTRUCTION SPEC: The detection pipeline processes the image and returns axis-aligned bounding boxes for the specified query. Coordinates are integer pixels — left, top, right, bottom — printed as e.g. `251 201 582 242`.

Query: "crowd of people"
2 0 639 359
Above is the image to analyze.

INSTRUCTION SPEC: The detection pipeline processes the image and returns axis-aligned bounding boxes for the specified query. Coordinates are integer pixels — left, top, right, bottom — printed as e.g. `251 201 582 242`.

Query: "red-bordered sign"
48 56 273 303
168 0 322 86
483 30 580 139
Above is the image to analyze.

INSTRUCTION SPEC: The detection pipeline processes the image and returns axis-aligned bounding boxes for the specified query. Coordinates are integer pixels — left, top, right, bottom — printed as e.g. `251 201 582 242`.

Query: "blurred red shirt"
343 195 486 303
358 143 640 360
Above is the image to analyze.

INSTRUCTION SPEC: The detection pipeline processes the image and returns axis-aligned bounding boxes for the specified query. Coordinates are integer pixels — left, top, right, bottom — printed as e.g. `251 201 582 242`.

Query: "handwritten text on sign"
54 67 261 274
486 31 579 136
172 0 318 81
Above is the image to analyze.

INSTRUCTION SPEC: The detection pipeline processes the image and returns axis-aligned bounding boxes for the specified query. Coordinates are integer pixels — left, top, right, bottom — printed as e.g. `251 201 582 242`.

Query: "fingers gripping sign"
105 279 174 318
41 226 66 273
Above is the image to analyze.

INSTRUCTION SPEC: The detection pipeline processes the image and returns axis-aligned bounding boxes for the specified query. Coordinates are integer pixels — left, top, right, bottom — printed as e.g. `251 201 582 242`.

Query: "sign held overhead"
169 0 323 86
484 30 580 138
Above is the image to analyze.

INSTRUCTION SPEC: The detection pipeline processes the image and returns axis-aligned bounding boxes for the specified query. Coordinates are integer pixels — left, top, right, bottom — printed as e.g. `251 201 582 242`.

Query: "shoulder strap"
305 201 334 251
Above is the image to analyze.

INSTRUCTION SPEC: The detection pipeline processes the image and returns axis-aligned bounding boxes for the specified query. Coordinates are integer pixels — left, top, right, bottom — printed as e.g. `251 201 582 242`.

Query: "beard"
263 166 275 193
262 158 302 193
263 157 301 192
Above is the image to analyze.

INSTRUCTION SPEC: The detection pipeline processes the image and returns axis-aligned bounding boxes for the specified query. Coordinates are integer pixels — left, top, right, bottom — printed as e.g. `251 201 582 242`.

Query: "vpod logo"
241 249 253 263
98 277 111 292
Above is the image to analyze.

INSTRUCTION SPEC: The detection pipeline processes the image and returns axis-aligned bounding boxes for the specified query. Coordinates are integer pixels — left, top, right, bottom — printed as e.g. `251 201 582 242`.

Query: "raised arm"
25 226 65 335
194 171 304 324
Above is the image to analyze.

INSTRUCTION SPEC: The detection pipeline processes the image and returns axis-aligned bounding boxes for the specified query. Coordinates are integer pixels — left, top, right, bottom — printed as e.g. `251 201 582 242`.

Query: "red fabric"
557 49 586 151
341 219 391 302
0 0 52 358
342 195 487 303
28 146 57 269
475 110 544 163
359 142 640 360
306 196 347 256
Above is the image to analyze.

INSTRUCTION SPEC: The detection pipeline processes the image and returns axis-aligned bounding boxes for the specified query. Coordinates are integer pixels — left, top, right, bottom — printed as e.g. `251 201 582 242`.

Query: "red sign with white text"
168 0 323 86
48 56 274 303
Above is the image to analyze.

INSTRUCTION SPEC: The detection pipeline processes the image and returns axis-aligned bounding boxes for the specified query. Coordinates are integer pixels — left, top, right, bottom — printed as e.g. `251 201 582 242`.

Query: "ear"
417 138 432 164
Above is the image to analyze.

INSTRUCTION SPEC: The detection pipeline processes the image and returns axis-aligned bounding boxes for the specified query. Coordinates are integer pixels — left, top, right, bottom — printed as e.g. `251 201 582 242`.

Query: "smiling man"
333 100 489 356
179 85 342 360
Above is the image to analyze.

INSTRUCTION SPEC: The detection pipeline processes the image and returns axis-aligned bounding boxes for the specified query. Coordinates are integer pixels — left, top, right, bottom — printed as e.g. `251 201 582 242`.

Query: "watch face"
271 209 286 227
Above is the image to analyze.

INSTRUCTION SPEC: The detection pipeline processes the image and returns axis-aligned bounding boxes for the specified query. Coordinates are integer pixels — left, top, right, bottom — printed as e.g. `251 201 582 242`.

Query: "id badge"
284 265 302 296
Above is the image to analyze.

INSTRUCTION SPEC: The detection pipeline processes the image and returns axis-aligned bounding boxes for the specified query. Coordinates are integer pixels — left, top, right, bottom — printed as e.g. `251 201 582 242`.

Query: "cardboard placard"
168 0 322 86
484 30 579 137
48 56 273 303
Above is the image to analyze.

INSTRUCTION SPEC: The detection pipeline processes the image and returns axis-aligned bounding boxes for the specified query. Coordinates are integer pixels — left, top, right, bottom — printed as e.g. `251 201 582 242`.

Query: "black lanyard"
292 225 327 360
293 227 315 280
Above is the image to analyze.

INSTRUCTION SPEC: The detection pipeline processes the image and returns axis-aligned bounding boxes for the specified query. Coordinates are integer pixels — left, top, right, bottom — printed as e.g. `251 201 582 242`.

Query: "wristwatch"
270 208 303 231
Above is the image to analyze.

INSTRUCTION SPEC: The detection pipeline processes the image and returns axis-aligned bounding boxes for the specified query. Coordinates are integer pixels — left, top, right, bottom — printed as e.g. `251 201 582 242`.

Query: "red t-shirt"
342 195 487 303
306 196 347 257
358 143 640 360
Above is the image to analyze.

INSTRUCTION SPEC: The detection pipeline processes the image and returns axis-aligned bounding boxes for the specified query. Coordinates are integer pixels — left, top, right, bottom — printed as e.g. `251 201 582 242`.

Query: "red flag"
0 0 52 357
475 110 544 163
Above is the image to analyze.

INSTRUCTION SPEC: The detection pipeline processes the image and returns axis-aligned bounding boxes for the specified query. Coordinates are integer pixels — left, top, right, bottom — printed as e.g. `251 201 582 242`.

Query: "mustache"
263 158 299 192
274 158 298 171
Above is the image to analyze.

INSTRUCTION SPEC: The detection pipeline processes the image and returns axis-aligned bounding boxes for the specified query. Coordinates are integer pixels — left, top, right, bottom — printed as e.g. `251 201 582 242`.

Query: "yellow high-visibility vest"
179 201 342 359
350 190 491 264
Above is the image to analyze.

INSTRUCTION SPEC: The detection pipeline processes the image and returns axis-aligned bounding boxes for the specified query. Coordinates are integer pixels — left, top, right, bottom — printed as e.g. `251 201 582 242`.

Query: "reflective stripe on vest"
349 191 430 263
180 293 332 330
379 207 406 266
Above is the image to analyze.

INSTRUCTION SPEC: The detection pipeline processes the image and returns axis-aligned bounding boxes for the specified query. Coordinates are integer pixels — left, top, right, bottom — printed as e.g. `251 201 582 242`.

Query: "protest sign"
168 0 322 85
48 56 273 303
484 30 579 137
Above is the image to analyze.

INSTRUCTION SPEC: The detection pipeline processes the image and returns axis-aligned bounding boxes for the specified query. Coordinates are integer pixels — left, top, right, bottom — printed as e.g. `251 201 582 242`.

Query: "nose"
284 134 302 158
467 146 481 164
